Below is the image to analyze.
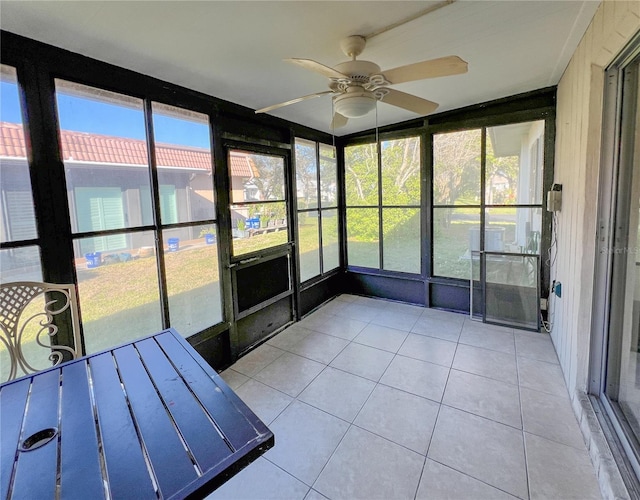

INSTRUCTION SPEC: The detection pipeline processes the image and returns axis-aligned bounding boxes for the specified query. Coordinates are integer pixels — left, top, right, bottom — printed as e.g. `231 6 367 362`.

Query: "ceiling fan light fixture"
333 91 377 118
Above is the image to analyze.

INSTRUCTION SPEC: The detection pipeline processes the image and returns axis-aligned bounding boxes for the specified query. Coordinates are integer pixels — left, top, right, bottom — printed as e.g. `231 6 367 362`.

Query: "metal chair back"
0 281 82 382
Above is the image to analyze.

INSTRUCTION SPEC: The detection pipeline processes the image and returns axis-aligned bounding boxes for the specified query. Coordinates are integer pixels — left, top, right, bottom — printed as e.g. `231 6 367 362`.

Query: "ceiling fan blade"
330 112 348 129
380 89 439 115
382 56 468 84
255 90 334 114
285 58 349 80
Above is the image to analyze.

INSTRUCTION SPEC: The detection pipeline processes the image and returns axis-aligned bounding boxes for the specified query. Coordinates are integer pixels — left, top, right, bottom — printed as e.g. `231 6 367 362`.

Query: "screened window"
432 124 544 281
295 138 339 282
230 150 288 256
0 65 42 282
55 81 222 351
344 136 421 274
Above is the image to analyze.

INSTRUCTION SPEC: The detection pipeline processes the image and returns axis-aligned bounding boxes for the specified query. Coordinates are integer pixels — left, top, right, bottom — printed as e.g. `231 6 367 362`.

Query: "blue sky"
1 81 210 149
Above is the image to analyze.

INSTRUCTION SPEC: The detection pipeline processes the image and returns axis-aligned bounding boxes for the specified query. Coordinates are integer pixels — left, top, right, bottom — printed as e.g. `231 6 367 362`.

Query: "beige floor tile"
218 368 249 390
428 406 528 499
443 369 521 428
333 302 379 322
298 367 375 422
314 426 424 500
459 322 515 354
231 343 285 377
329 342 394 381
234 379 292 425
303 315 368 341
207 457 309 500
369 309 420 332
398 333 457 367
354 323 409 353
285 332 349 364
452 343 518 384
525 432 601 500
514 331 559 364
266 401 349 485
254 352 324 397
521 386 585 449
380 355 450 402
267 324 314 351
517 356 567 397
411 315 463 343
354 384 439 454
416 459 517 500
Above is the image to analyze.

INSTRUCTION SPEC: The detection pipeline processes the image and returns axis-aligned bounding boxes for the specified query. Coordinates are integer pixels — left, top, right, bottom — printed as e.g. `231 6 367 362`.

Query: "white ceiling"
1 1 599 136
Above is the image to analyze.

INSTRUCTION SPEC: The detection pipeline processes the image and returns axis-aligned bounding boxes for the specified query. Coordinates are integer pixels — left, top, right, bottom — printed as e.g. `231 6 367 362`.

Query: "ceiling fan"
255 35 468 128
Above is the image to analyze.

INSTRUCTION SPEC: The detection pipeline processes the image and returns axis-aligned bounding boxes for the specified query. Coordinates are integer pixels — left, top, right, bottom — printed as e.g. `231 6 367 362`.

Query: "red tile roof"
0 122 258 178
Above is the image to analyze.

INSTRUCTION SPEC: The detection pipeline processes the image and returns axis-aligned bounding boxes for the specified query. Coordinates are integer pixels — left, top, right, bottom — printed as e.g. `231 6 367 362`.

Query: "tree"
294 141 318 209
432 129 481 206
249 154 285 201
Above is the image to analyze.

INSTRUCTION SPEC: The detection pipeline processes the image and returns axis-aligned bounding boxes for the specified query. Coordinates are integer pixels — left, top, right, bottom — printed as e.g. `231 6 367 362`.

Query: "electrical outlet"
540 298 548 310
553 282 562 298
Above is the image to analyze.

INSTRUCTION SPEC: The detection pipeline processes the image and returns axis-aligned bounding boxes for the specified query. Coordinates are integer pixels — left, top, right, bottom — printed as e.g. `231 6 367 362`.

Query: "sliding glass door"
602 51 640 470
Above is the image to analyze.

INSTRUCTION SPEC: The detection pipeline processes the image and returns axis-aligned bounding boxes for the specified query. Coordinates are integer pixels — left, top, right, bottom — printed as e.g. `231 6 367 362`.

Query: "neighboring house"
0 121 259 254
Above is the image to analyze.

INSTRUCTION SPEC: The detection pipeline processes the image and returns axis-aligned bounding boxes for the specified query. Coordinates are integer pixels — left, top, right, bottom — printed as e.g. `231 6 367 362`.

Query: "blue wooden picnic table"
0 328 274 499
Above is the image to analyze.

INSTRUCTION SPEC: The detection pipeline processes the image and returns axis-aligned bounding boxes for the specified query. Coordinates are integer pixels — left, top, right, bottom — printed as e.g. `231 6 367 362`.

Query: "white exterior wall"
553 1 639 395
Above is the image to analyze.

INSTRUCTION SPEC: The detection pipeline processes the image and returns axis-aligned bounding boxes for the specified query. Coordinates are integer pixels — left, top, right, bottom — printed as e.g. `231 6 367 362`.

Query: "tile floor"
210 294 602 500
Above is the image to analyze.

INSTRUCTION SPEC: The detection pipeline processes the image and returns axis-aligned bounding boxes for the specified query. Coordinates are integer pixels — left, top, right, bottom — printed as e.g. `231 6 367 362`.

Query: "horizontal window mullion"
484 204 543 209
433 204 481 209
0 238 40 250
381 204 421 209
71 225 155 239
160 219 217 231
231 199 286 206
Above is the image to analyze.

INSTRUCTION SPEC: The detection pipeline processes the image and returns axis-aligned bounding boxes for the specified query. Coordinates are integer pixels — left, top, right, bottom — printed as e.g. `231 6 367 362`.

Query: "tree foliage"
345 137 421 243
433 129 481 206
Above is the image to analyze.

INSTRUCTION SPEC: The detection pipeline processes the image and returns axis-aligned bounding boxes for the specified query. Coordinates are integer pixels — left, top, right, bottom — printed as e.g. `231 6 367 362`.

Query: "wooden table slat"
89 353 157 500
0 378 30 500
113 344 198 497
10 370 59 500
135 338 234 471
155 332 267 449
59 362 105 499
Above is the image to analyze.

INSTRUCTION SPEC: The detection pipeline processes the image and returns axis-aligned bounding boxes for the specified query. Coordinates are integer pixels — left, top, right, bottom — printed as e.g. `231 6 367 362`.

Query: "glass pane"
152 103 215 223
319 143 337 207
163 225 222 336
295 138 318 210
298 211 320 282
433 207 480 279
383 208 420 273
322 209 340 272
231 201 288 256
0 246 42 282
486 121 545 205
1 65 38 242
433 129 481 205
347 208 379 268
74 231 162 353
471 250 482 319
345 143 378 206
55 80 151 234
485 254 539 329
485 207 542 254
230 150 285 203
382 136 421 206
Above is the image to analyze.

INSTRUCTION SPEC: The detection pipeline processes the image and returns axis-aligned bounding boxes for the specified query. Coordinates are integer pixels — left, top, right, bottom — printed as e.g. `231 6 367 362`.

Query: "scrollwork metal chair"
0 281 82 382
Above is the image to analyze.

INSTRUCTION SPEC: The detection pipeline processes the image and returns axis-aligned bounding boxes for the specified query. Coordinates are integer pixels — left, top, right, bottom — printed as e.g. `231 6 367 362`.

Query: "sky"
0 81 210 149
